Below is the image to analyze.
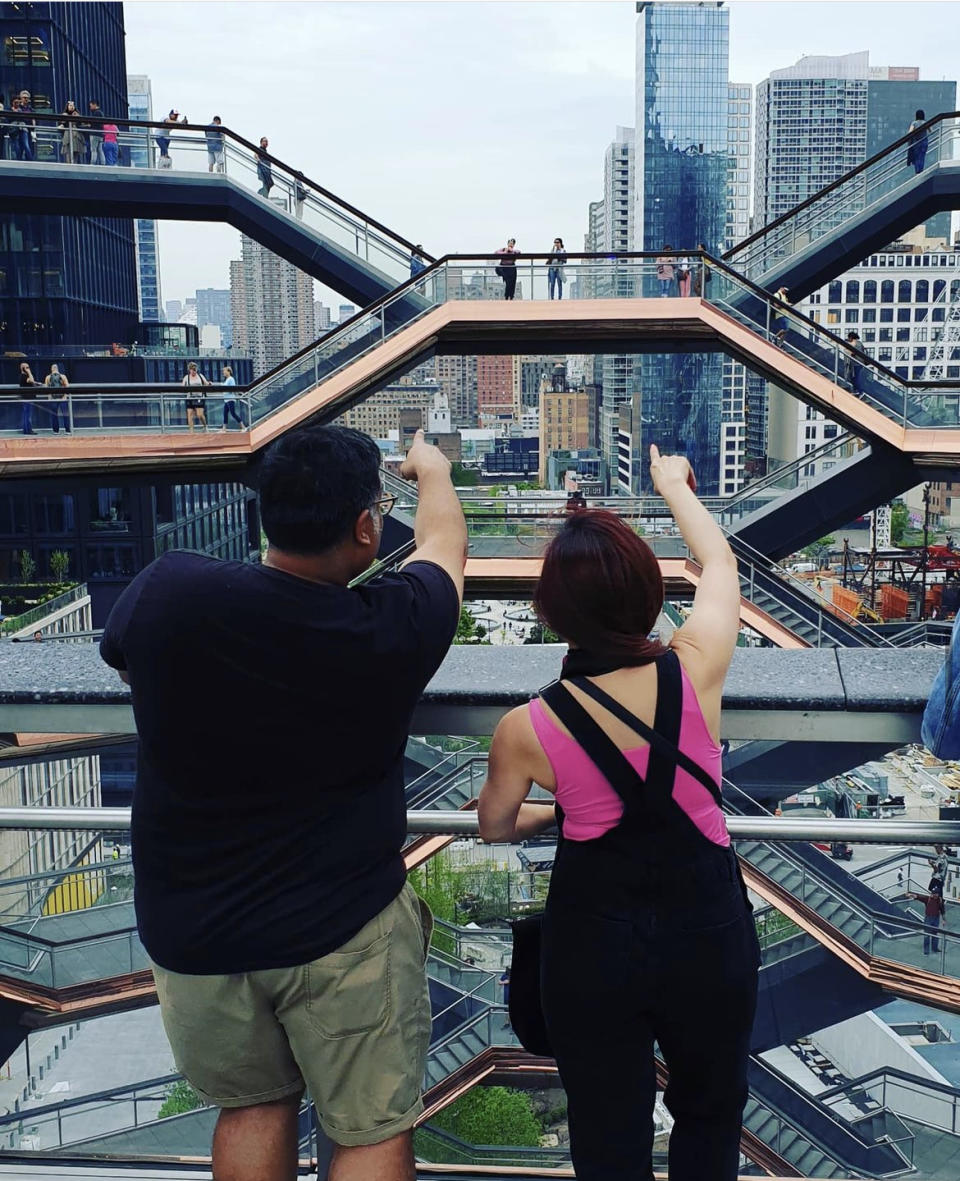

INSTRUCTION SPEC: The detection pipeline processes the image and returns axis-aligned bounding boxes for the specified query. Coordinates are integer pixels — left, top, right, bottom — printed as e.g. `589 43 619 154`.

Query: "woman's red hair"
533 510 667 665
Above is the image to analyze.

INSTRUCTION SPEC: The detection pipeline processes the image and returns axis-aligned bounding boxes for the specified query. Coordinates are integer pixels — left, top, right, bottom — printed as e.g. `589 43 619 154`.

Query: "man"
205 115 225 172
86 99 104 164
908 880 947 956
256 135 273 197
844 330 865 396
17 91 34 161
99 426 466 1181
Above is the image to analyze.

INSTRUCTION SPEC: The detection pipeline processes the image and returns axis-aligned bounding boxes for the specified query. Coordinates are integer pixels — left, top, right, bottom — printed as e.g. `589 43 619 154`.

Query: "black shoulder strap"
540 681 656 820
567 654 722 806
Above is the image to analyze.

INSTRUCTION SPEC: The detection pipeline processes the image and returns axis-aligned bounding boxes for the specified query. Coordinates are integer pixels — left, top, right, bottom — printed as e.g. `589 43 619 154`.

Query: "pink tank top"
527 664 729 846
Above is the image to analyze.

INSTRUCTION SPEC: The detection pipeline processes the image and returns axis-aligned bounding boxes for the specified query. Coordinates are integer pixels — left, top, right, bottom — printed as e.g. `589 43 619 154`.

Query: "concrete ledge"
0 640 945 740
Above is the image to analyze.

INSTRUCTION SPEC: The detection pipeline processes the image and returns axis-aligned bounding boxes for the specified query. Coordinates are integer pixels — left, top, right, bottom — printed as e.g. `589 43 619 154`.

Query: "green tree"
891 501 910 546
17 550 35 584
158 1079 202 1119
432 1086 542 1147
801 536 835 566
451 463 480 487
455 606 490 645
49 550 70 584
524 621 561 644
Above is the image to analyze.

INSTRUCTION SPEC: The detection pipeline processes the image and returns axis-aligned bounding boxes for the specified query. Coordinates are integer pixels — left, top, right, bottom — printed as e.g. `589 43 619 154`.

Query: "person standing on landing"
547 238 567 300
479 445 759 1181
496 238 520 300
99 425 467 1181
181 362 209 431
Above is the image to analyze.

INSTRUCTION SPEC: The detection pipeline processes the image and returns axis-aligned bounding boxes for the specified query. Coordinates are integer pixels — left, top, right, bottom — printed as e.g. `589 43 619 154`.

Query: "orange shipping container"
880 584 909 620
832 585 861 617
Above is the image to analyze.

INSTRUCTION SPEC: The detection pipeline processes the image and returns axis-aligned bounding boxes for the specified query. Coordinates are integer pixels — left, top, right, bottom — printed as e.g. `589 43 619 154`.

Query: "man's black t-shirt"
100 551 459 975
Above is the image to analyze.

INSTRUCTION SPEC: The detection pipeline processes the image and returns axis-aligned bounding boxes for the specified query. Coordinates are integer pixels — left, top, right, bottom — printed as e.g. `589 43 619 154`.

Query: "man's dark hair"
259 425 381 555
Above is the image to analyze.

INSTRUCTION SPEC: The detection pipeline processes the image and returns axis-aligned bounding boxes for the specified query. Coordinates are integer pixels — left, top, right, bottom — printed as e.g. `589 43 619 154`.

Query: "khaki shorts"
152 882 433 1146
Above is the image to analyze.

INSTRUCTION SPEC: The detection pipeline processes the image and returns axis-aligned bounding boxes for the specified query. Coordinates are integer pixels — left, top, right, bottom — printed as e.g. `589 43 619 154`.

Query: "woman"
656 246 675 297
693 243 712 297
43 364 71 434
907 109 928 175
478 446 759 1181
18 362 39 435
155 110 177 166
59 101 85 164
221 366 244 430
181 362 209 431
676 254 692 297
547 237 567 301
495 238 520 301
772 285 791 346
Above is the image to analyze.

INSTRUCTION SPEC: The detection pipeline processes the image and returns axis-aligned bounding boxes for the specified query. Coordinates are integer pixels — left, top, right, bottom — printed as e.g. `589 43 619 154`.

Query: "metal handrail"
1 807 959 845
724 110 959 264
0 111 433 260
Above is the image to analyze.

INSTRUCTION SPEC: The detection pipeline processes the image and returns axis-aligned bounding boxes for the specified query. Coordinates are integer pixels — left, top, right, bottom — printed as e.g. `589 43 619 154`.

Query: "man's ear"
354 508 377 547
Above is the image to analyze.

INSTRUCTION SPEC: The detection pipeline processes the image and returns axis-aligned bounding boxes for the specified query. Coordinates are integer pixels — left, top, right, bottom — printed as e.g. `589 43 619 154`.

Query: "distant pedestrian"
499 967 511 1028
16 91 35 161
908 881 946 955
656 247 675 297
156 110 177 167
181 362 209 431
693 243 713 297
773 286 792 346
0 100 7 161
205 116 225 172
102 121 120 166
256 136 273 197
547 237 567 300
293 172 308 219
43 365 71 434
844 331 865 395
18 362 39 435
907 109 929 175
221 367 244 430
565 490 587 513
495 238 520 300
676 254 692 297
410 244 427 279
86 100 105 165
59 101 85 163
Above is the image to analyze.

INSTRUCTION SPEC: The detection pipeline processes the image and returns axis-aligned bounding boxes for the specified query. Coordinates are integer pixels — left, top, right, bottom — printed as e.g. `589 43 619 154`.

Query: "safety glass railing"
0 812 958 1175
0 113 428 290
726 113 960 282
713 433 861 528
0 389 253 436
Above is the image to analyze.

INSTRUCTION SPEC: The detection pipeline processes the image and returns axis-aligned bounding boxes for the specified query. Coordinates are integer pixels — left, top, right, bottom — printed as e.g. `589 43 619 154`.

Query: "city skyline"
125 2 960 299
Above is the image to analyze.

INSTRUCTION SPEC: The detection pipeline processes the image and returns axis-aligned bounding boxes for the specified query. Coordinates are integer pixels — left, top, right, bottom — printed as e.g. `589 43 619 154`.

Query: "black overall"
539 651 760 1181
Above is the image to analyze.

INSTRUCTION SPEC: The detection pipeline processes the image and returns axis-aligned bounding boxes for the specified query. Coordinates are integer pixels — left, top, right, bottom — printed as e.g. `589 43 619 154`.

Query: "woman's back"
527 658 727 845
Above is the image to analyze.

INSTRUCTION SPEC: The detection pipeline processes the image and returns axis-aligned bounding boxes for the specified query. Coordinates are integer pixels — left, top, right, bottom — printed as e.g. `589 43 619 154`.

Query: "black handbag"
506 674 723 1059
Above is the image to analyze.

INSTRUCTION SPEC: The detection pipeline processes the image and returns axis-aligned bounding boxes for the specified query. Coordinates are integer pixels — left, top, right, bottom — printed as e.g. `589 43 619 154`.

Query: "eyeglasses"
374 493 397 517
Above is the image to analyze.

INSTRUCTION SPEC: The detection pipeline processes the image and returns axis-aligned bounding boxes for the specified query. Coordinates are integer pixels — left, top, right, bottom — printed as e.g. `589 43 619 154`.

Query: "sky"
122 0 960 309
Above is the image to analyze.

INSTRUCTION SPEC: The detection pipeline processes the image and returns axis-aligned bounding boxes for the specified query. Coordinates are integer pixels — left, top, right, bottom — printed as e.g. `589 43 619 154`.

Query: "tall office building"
756 53 957 470
476 355 519 426
755 53 955 239
0 3 139 347
630 0 730 495
596 128 637 476
435 355 478 428
127 74 163 323
230 229 315 376
195 288 233 348
726 83 753 251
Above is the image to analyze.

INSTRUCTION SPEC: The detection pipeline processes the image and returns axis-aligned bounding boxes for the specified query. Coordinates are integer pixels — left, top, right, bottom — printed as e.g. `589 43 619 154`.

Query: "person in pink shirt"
480 446 759 1181
101 121 120 166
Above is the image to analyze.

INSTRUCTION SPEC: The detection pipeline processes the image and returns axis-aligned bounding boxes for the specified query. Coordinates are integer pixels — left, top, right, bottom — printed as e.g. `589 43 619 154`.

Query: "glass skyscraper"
0 2 139 348
127 74 163 323
631 0 730 495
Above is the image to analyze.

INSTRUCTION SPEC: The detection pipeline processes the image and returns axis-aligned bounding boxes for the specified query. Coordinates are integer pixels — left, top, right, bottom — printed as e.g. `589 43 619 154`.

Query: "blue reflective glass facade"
633 1 729 495
0 2 138 348
867 79 957 242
